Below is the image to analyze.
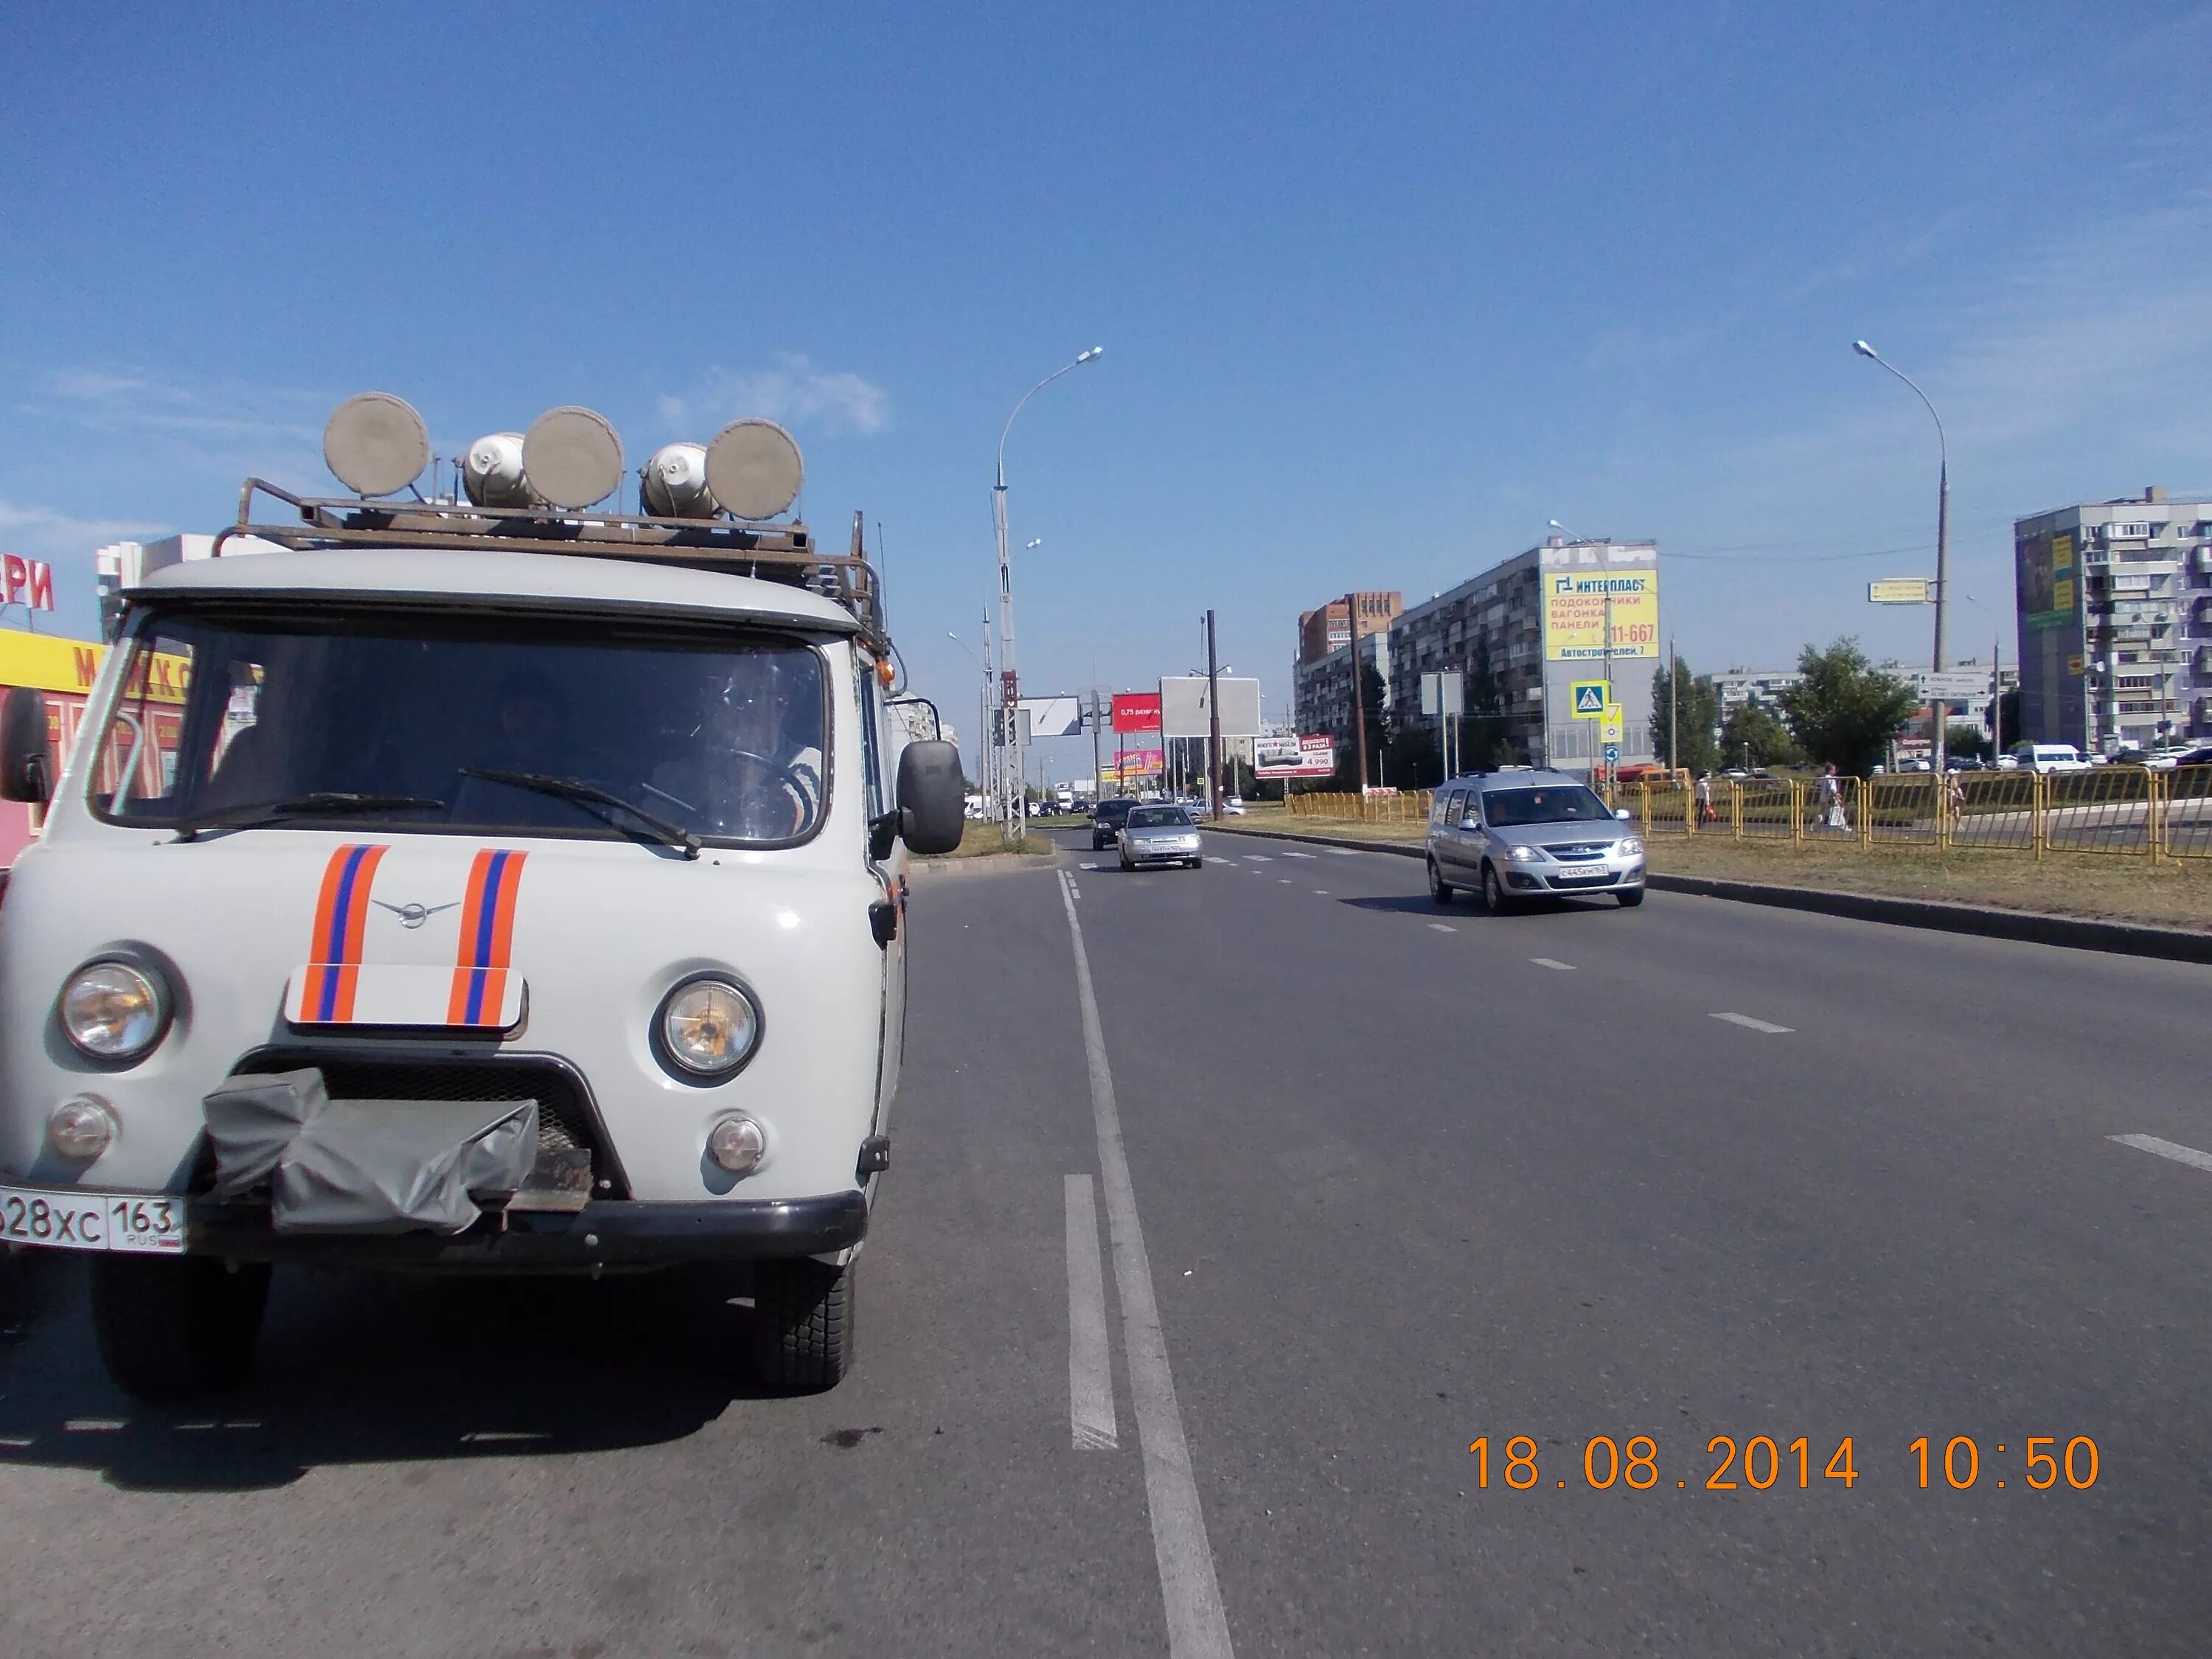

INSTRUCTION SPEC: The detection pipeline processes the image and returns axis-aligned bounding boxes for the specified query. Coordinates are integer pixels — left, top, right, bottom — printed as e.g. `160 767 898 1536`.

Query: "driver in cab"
650 657 824 841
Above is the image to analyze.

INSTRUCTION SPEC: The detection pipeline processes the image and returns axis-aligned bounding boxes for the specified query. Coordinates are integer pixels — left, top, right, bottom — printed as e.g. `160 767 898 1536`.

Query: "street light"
1958 592 2006 762
1854 338 1952 779
994 347 1105 841
947 628 992 796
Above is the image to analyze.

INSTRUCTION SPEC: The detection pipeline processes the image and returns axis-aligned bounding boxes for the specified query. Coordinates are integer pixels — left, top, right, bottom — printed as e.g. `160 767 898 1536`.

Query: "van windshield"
94 605 832 847
1481 785 1615 827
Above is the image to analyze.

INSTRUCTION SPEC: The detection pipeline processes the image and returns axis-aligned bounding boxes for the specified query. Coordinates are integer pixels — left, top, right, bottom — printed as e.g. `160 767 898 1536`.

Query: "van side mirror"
895 740 965 855
1614 807 1632 821
1458 814 1479 830
0 686 52 804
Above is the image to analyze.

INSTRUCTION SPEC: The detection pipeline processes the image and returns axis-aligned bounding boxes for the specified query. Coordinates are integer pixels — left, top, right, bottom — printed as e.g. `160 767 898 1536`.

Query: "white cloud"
658 352 892 437
0 498 170 557
24 367 330 481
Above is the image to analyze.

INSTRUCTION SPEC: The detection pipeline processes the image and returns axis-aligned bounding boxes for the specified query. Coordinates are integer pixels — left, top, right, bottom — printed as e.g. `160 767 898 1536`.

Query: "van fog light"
707 1115 767 1175
47 1096 117 1161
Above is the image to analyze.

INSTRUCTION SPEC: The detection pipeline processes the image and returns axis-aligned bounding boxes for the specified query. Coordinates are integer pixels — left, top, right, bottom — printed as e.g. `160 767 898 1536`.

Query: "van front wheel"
89 1254 271 1399
750 1258 855 1391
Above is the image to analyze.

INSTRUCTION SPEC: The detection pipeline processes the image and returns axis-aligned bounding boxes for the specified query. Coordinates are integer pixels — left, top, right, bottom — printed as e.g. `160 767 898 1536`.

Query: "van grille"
228 1049 627 1198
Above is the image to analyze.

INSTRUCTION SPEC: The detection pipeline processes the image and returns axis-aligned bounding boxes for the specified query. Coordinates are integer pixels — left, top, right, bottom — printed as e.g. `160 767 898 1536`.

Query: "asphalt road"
3 827 2208 1656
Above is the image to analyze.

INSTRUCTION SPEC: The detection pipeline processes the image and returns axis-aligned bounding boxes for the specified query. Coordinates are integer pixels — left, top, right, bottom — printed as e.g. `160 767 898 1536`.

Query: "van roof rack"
218 477 888 650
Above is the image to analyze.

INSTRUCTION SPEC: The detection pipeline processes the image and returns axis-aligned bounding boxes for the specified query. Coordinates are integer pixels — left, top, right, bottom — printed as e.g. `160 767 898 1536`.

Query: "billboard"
1254 734 1335 778
1017 696 1083 738
1105 748 1164 784
1158 675 1262 739
1111 692 1161 734
1543 568 1659 661
2018 529 2079 632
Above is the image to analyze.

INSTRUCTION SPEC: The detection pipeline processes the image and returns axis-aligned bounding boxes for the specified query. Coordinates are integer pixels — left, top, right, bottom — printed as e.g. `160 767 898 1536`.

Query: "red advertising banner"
1111 692 1162 734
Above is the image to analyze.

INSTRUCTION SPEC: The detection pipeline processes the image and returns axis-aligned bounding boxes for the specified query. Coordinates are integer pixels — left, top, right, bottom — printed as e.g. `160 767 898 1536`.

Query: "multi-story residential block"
2014 487 2212 751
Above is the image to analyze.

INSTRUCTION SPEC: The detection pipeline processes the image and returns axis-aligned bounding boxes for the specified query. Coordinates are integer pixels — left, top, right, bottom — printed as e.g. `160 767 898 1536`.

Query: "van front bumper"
181 1189 869 1270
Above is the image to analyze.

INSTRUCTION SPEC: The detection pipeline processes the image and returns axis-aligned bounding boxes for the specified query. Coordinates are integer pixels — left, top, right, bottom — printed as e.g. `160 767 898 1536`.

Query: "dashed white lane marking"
1056 871 1236 1659
1280 851 1318 858
1326 848 1360 856
2110 1134 2212 1175
1065 1174 1119 1451
1279 878 1292 884
1531 958 1575 970
1081 862 1102 870
1243 854 1274 862
1427 922 1457 933
1711 1012 1792 1034
1311 889 1329 895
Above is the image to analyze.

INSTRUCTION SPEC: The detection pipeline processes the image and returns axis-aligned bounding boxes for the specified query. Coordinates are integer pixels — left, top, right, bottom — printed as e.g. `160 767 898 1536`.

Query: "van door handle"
869 900 898 947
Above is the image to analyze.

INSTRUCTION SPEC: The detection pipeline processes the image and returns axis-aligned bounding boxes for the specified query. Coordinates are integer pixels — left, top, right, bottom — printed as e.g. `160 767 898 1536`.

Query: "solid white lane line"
1711 1012 1792 1034
1428 922 1457 933
1057 871 1237 1659
1531 958 1574 970
1065 1174 1119 1451
2110 1134 2212 1175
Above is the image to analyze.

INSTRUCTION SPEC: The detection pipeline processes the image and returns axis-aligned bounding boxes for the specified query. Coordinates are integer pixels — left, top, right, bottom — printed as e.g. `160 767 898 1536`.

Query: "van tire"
1479 862 1512 916
89 1254 271 1399
750 1258 855 1391
1427 858 1454 905
1617 889 1644 908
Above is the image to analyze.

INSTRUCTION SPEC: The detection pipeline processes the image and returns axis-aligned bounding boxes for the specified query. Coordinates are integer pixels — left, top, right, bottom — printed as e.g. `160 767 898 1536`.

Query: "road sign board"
1600 704 1624 743
1604 744 1620 762
1571 681 1608 717
1868 577 1934 605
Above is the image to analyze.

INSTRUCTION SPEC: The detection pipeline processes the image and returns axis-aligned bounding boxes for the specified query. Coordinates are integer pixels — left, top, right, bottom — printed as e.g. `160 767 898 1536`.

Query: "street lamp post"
1854 340 1951 779
995 347 1104 842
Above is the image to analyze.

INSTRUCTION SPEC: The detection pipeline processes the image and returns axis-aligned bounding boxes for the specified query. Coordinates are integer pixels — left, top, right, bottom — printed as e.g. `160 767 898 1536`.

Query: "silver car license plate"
0 1185 184 1253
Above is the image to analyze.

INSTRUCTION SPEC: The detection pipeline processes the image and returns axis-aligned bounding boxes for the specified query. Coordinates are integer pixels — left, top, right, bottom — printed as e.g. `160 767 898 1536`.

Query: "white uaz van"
0 400 964 1399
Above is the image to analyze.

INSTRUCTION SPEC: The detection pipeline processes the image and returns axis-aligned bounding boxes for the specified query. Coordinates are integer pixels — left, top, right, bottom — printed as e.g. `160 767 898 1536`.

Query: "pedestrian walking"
1945 770 1965 835
1694 770 1715 824
1818 762 1848 832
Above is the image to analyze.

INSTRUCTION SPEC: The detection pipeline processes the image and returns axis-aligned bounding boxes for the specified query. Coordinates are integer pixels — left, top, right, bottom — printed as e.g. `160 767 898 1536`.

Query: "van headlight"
653 976 762 1082
1617 836 1646 856
1507 844 1545 863
59 960 171 1062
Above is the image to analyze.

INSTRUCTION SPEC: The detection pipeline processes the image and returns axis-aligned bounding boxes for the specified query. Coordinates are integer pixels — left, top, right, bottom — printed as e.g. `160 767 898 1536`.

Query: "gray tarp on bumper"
204 1068 538 1234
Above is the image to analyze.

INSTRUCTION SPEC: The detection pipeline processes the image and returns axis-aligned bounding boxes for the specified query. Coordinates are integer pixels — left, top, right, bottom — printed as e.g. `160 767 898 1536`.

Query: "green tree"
1719 699 1800 768
1775 639 1917 776
1945 723 1992 763
1649 659 1720 773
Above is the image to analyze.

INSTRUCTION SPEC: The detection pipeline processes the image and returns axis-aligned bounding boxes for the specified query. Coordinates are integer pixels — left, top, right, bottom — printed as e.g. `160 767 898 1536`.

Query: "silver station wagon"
1425 769 1646 912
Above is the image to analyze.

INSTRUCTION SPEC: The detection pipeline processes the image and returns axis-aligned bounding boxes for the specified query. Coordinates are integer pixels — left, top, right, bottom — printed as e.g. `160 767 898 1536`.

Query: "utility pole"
1668 636 1678 774
1601 591 1615 787
1088 688 1104 804
1854 340 1950 780
1346 594 1369 796
1206 609 1224 820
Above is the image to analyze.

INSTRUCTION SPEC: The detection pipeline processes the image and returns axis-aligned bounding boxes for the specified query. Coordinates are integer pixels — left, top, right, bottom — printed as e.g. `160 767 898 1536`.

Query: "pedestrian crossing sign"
1571 681 1608 718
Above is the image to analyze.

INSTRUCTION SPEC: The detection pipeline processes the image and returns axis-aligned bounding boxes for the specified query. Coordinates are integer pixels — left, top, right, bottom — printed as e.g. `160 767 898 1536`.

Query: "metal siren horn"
641 442 720 518
461 431 535 508
521 406 625 509
323 392 429 497
703 419 804 521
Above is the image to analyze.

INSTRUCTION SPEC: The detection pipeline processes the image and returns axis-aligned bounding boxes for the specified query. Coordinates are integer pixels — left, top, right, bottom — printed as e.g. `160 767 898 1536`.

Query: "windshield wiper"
459 769 700 859
174 792 447 841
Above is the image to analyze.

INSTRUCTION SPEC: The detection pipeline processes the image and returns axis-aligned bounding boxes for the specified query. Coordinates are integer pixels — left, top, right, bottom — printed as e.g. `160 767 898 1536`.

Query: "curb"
1641 872 2212 964
1209 823 2212 964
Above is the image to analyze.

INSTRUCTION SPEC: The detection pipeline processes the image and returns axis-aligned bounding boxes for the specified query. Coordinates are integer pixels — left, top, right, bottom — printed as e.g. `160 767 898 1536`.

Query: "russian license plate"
1554 869 1611 883
0 1186 184 1253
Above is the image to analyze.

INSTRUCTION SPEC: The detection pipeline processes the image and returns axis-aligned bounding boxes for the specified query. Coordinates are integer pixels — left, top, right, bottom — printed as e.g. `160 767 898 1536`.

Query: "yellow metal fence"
1616 765 2212 860
1281 767 2212 861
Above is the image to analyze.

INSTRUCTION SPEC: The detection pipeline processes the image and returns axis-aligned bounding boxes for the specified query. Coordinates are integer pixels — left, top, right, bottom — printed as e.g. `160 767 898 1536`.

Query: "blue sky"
5 3 2208 777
